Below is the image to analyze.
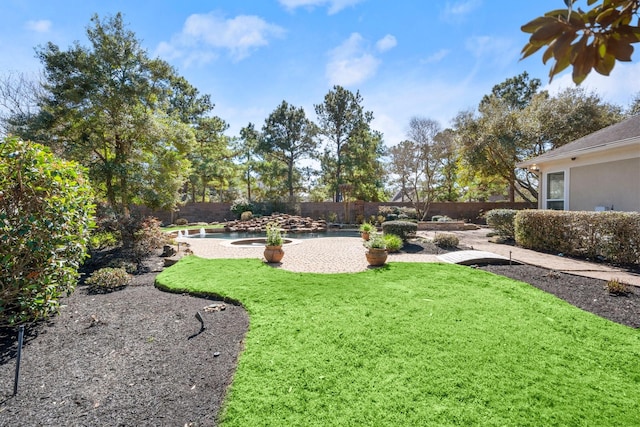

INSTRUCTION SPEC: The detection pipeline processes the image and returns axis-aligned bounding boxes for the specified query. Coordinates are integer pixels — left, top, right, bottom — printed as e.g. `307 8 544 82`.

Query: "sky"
2 0 640 147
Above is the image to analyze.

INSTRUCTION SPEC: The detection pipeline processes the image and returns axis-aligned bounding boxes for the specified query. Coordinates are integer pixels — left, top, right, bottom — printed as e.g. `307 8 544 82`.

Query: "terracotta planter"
365 248 387 266
264 245 284 263
361 231 370 241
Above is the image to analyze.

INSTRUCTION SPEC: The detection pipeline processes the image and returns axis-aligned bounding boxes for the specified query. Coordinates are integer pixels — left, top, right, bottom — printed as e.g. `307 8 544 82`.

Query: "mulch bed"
1 244 638 426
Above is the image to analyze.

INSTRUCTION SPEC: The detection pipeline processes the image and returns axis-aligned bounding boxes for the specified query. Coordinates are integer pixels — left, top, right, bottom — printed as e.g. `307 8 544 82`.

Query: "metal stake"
13 325 25 396
195 311 205 331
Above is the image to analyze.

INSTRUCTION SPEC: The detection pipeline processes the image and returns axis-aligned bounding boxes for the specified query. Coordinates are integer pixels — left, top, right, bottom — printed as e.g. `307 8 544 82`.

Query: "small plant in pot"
264 222 285 263
364 232 387 266
359 222 375 240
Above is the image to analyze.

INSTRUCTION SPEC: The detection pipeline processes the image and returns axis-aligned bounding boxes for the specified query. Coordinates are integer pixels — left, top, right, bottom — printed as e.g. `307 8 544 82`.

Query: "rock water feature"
224 214 328 234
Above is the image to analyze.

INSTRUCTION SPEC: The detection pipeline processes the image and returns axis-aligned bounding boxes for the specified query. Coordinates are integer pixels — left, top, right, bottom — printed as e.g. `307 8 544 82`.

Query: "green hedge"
486 209 517 239
514 210 640 266
382 220 417 241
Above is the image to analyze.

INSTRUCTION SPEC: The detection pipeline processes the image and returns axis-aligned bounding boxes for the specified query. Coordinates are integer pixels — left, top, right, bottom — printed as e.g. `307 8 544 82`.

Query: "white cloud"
25 19 52 33
376 34 397 53
327 54 380 87
326 33 382 86
465 35 519 69
440 0 482 22
278 0 364 15
156 12 285 64
422 49 450 64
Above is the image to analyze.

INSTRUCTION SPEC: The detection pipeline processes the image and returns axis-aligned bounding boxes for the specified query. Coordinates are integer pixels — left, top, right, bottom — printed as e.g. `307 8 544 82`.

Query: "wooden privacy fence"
134 201 535 225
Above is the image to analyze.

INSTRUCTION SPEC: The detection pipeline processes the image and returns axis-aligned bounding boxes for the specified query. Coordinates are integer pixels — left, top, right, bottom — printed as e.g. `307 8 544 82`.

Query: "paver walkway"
424 228 640 287
179 228 640 286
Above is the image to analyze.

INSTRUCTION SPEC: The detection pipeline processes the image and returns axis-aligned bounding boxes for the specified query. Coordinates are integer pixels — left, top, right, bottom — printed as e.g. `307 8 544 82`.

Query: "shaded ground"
0 253 248 427
1 241 638 426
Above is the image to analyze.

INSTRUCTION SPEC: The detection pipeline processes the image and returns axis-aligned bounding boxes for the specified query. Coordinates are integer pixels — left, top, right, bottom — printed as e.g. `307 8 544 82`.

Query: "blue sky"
2 0 639 146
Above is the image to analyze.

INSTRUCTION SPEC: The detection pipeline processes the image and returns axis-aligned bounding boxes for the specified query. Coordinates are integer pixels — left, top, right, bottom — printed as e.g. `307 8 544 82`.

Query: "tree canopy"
32 13 212 215
260 101 318 201
522 0 640 83
187 116 235 203
454 72 622 203
314 86 382 202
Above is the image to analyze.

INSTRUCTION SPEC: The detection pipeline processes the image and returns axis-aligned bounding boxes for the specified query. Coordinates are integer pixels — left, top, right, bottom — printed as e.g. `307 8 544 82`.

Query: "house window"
546 171 565 210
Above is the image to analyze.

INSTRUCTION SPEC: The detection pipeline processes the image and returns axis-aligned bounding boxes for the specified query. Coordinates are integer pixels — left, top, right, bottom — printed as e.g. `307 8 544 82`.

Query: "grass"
156 257 640 426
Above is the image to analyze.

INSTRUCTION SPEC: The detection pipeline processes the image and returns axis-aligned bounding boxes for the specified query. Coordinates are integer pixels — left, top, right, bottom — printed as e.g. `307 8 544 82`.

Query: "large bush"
0 137 95 326
486 209 517 239
382 220 417 241
515 210 640 266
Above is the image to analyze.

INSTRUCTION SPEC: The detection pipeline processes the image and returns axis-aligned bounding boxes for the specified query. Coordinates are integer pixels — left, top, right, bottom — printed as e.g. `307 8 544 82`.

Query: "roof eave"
517 137 640 169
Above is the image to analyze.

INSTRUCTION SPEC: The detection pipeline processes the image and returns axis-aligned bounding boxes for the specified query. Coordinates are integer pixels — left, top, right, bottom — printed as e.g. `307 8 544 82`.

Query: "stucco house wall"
569 157 640 212
518 115 640 213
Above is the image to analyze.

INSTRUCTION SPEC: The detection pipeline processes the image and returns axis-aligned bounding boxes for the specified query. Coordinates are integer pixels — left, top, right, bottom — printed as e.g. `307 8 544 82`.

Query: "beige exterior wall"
537 142 640 212
570 157 640 212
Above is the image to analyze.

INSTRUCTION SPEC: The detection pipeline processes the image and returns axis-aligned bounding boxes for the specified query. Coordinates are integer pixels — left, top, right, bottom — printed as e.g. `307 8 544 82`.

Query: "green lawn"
156 257 640 426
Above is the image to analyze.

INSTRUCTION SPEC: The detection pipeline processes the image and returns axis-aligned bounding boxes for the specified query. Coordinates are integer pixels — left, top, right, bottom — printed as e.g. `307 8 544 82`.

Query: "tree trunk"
115 135 130 218
246 168 252 203
288 159 294 199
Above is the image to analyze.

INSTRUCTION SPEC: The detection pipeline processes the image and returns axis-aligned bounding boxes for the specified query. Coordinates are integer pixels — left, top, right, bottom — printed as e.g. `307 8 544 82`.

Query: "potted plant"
264 222 285 263
364 232 387 266
359 222 375 241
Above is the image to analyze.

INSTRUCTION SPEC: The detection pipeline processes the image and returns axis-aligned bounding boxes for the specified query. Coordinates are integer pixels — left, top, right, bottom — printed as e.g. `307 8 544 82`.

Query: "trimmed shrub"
382 220 417 241
398 207 418 220
86 267 131 293
240 211 253 221
433 233 459 248
378 206 399 216
231 199 254 219
175 218 188 226
384 234 404 253
0 137 95 326
107 259 138 274
486 209 517 239
89 231 119 251
515 210 640 266
378 206 400 222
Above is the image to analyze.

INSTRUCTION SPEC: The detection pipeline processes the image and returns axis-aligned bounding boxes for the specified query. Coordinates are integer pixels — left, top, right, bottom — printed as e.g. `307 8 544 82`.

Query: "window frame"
545 170 566 210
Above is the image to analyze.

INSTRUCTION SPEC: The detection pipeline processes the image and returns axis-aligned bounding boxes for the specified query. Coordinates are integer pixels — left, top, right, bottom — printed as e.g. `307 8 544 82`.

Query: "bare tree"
0 71 43 137
388 117 442 220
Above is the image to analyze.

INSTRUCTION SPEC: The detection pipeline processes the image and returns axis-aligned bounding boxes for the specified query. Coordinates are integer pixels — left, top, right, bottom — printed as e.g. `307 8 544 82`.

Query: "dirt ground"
1 243 638 426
